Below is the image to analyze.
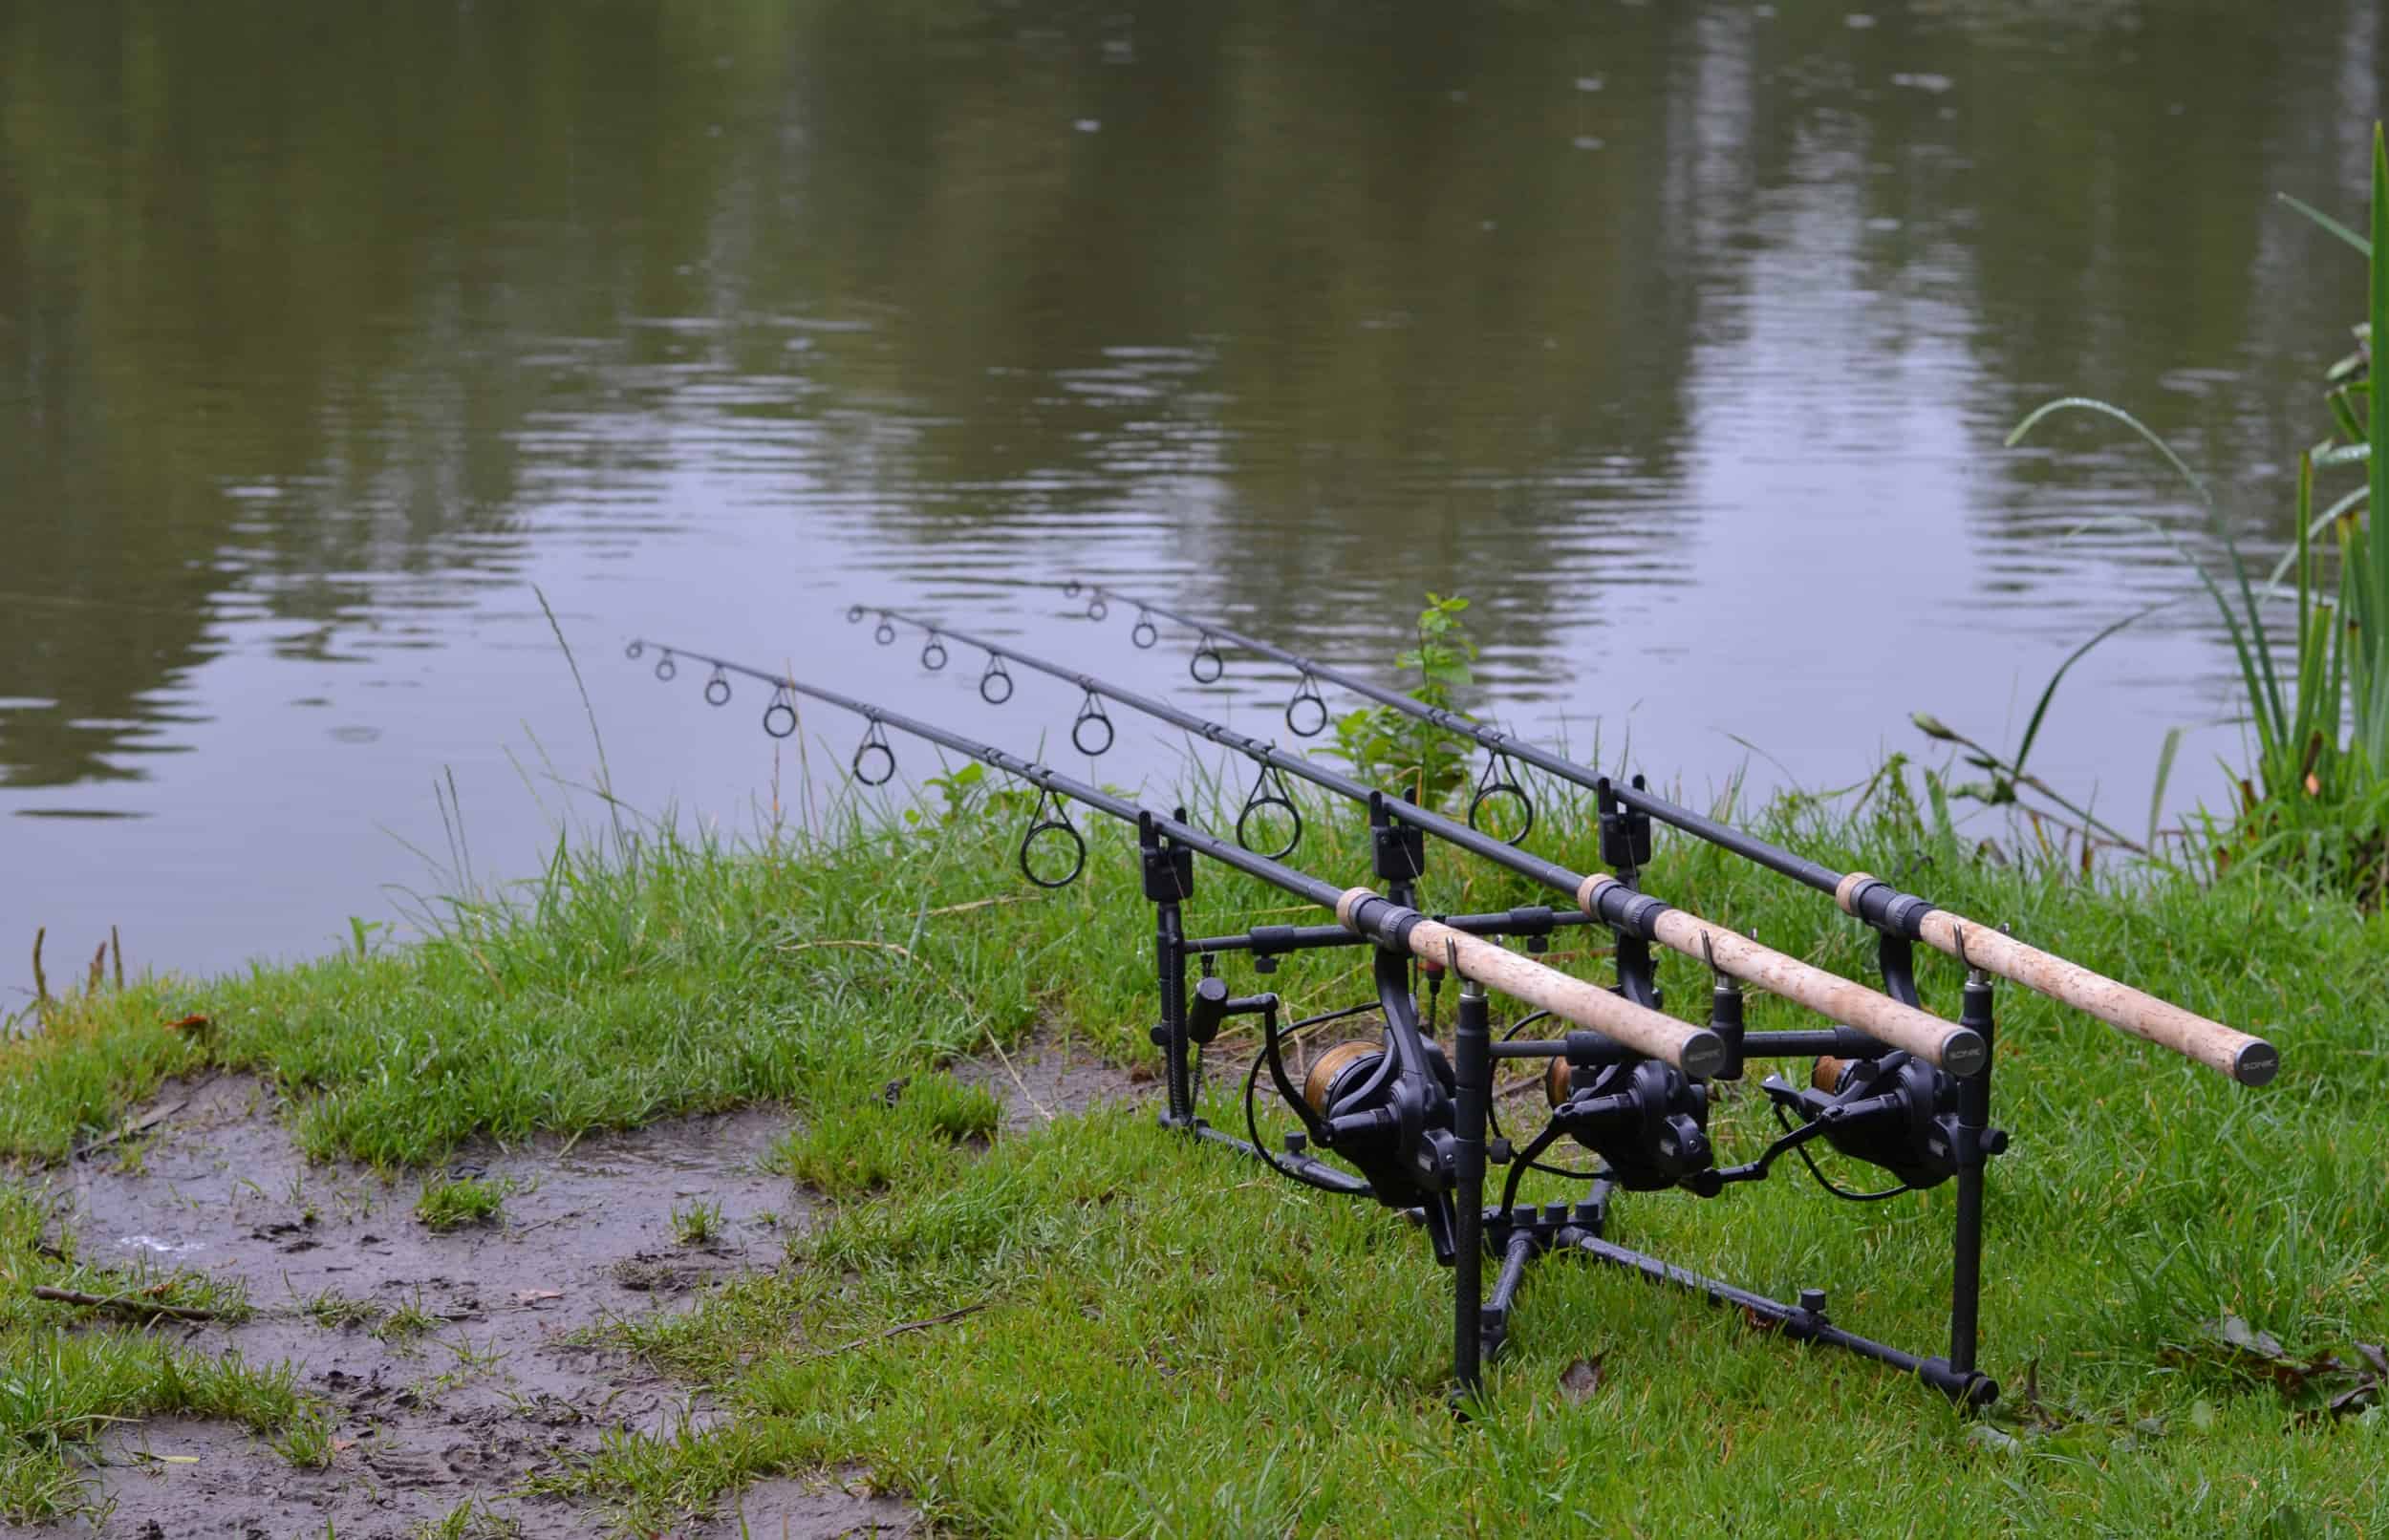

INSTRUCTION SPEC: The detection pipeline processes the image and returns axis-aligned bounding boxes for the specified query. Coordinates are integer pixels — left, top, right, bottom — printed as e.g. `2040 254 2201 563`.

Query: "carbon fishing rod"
622 636 1724 1082
1068 583 2280 1088
849 603 1987 1079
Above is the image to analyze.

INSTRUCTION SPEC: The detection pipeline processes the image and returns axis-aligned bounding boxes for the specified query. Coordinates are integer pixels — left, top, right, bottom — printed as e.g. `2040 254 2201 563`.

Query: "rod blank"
635 639 1727 1077
868 604 1973 1075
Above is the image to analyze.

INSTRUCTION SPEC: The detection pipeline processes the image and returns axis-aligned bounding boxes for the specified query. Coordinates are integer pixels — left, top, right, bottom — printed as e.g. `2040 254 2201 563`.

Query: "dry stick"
76 1083 204 1158
799 1303 988 1363
921 894 1041 917
979 1027 1050 1123
32 1286 218 1323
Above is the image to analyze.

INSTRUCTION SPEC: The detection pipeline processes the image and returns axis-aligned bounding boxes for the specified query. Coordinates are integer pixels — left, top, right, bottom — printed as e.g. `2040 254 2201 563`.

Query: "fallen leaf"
1962 1423 2022 1455
2217 1315 2289 1361
1558 1356 1603 1404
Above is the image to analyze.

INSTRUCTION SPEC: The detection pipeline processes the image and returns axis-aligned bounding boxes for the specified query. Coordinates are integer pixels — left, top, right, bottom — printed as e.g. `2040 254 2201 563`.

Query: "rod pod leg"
1139 811 1199 1128
1920 968 2001 1409
1153 899 1193 1125
1451 978 1492 1400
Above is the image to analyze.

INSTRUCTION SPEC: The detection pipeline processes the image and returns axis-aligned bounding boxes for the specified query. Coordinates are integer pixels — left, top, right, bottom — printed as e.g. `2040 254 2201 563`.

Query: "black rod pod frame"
812 609 2003 1405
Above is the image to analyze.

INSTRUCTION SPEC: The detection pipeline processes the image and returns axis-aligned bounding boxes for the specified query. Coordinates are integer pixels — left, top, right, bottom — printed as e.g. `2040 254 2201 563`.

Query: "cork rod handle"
1579 876 1986 1075
1836 872 2279 1085
1337 888 1725 1078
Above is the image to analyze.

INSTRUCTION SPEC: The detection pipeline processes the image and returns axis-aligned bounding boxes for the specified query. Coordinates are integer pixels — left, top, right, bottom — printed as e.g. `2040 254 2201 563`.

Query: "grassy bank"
3 771 2385 1533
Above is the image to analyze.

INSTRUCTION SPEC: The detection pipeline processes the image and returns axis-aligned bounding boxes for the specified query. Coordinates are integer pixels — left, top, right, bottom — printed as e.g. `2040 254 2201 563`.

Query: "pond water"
3 1 2381 1002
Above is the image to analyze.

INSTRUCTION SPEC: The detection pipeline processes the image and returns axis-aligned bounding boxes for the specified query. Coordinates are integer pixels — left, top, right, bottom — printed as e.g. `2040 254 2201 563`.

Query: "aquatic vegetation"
1961 125 2389 904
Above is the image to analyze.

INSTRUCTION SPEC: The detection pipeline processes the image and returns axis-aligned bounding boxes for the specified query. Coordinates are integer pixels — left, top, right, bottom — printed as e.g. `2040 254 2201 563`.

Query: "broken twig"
32 1286 218 1322
800 1303 988 1363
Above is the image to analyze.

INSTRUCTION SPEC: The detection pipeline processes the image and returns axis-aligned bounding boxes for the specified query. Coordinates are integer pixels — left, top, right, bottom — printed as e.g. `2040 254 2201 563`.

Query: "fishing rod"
1069 582 2280 1087
623 637 1721 1073
847 603 1987 1080
629 631 2010 1405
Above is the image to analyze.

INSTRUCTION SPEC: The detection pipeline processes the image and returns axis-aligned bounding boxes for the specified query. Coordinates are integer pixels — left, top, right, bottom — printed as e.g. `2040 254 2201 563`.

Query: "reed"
1985 124 2389 904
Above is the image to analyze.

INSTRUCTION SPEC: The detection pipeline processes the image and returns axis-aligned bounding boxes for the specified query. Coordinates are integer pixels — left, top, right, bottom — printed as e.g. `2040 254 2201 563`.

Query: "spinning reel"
1543 1052 1712 1192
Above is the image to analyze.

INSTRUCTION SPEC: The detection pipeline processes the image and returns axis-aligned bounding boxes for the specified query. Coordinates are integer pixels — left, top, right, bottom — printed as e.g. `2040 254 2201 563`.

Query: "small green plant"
1328 593 1479 807
413 1175 507 1231
375 1292 441 1342
274 1407 338 1469
306 1290 385 1332
416 1498 524 1540
670 1198 725 1247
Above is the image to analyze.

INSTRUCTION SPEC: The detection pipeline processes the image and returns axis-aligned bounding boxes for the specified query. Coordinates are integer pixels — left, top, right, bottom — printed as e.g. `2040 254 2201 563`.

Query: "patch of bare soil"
697 1475 915 1538
949 1031 1149 1131
34 1076 920 1539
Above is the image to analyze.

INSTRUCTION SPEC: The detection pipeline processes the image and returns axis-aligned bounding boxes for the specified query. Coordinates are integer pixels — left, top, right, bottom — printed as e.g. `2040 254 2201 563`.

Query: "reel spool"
1293 1034 1454 1208
1543 1056 1713 1191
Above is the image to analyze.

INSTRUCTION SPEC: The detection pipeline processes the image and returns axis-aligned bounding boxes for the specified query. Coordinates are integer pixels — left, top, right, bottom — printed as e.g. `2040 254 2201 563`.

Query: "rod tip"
2232 1037 2282 1087
1681 1029 1728 1080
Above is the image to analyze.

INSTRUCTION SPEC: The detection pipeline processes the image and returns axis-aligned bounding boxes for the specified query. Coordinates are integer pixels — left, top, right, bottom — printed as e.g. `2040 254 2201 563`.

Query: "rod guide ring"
1018 788 1087 888
1190 633 1225 685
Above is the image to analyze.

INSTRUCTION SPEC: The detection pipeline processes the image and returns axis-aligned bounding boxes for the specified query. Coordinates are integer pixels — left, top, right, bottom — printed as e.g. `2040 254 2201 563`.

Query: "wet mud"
949 1031 1150 1131
30 1075 917 1539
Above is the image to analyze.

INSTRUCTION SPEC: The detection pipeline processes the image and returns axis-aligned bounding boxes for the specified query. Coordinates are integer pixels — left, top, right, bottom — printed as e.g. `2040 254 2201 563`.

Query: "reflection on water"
1 1 2381 995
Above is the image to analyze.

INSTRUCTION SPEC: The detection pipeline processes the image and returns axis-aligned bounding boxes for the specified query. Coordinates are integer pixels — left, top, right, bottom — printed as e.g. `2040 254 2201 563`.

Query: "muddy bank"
32 1076 915 1538
949 1030 1151 1132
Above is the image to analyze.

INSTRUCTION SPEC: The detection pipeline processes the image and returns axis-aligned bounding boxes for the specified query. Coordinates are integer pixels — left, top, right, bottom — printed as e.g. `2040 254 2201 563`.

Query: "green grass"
414 1174 509 1231
0 1185 312 1519
670 1197 726 1248
3 771 2384 1532
771 1072 1002 1198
